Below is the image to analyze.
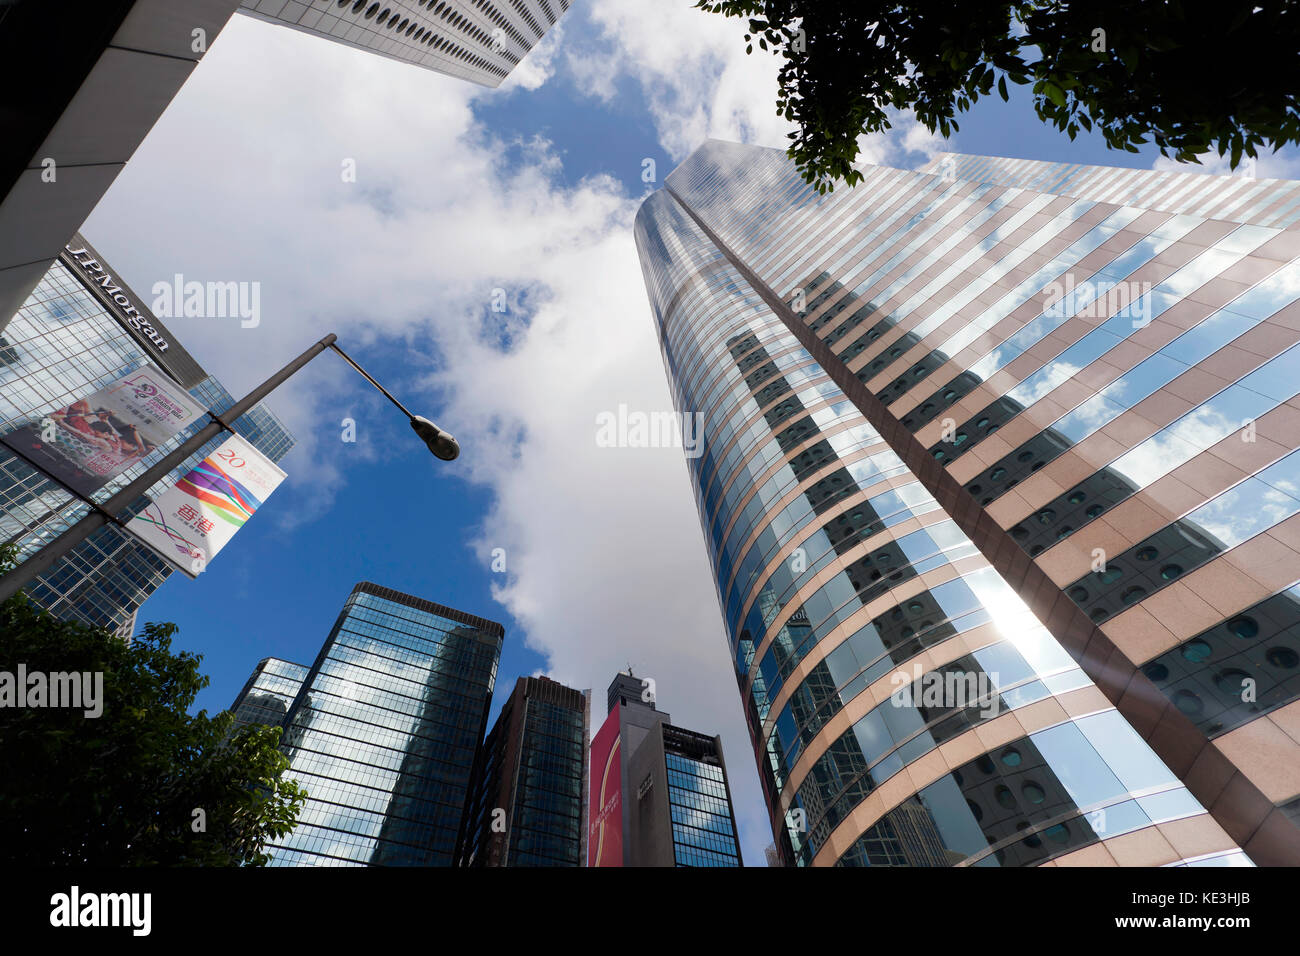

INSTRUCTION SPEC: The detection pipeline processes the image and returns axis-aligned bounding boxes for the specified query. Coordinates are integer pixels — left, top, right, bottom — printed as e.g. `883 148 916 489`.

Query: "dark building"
460 676 589 867
590 671 742 867
257 582 503 867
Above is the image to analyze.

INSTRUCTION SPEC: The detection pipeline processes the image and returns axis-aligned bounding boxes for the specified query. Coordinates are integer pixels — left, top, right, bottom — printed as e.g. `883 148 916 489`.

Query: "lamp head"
409 415 460 461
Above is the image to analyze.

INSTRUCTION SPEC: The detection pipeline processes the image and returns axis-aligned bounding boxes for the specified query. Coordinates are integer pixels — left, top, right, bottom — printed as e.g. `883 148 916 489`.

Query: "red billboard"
588 707 623 867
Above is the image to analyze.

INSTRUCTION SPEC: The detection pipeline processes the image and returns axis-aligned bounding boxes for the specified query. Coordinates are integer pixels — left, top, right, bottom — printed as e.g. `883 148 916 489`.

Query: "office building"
0 233 293 633
263 582 503 866
240 0 571 87
635 140 1300 865
460 675 588 866
590 671 743 867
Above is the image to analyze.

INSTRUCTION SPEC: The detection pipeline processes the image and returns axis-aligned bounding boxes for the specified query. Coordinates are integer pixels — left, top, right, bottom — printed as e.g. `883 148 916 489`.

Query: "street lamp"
326 341 459 461
0 332 457 603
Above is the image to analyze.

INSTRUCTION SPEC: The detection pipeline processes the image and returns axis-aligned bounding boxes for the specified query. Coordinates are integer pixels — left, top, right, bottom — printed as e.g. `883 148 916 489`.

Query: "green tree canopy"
0 547 304 866
697 1 1300 191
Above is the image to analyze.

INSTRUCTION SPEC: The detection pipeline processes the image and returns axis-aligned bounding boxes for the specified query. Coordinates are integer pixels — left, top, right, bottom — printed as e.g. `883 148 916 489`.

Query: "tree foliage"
696 1 1300 192
0 546 305 865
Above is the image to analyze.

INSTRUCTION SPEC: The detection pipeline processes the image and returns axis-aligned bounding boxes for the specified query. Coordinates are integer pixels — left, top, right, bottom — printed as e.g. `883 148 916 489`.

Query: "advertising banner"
0 367 205 497
125 432 286 578
588 707 623 867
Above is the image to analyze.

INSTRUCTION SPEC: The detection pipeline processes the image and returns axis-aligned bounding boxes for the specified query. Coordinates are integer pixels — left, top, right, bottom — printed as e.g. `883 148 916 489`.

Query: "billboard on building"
125 432 286 578
588 707 623 867
0 366 205 497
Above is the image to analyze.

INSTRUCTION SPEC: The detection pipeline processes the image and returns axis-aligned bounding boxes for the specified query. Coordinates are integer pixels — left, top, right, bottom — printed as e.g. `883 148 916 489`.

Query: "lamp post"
0 333 456 603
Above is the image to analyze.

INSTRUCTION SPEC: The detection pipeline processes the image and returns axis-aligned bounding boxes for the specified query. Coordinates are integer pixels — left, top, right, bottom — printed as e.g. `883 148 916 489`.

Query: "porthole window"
1173 689 1204 716
1085 504 1105 519
1096 566 1123 584
1018 450 1034 462
1011 526 1029 540
1069 586 1089 602
976 417 990 430
1267 646 1300 669
1090 607 1110 623
1035 508 1056 525
1160 564 1183 581
1135 546 1158 562
1121 585 1147 605
1214 668 1252 692
1068 490 1087 504
967 799 983 821
1181 640 1212 663
976 755 996 775
1044 822 1070 844
1228 617 1259 639
990 467 1006 481
1022 782 1046 804
1001 747 1022 767
365 2 379 17
995 786 1017 809
1144 662 1169 682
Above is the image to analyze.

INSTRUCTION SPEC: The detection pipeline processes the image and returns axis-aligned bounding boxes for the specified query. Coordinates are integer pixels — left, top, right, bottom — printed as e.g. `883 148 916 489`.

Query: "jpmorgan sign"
63 244 170 353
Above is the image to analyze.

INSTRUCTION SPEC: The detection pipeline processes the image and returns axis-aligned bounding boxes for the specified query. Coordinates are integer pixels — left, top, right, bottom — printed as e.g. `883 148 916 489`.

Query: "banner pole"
0 334 337 605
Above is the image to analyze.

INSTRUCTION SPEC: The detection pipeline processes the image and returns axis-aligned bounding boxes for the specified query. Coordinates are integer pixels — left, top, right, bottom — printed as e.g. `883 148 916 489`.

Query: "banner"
588 707 623 867
125 432 286 578
0 367 205 497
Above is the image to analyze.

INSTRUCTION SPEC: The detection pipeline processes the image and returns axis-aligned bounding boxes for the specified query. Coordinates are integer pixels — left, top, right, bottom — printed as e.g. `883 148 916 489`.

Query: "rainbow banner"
126 432 286 578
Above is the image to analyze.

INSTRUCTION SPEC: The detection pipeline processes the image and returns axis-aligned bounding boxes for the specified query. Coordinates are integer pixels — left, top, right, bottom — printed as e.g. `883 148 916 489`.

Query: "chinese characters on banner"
125 432 286 578
0 367 205 497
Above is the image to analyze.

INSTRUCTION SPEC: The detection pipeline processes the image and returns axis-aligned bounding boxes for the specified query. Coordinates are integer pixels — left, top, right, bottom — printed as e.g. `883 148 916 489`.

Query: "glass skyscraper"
264 582 503 866
0 234 294 633
635 140 1300 866
460 675 588 866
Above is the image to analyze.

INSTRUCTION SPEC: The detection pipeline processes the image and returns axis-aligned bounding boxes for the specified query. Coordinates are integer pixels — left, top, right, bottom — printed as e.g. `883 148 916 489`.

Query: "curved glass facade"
633 140 1300 866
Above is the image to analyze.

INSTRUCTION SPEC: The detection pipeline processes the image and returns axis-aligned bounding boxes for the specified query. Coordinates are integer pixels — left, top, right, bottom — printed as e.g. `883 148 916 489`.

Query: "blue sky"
84 1 1300 867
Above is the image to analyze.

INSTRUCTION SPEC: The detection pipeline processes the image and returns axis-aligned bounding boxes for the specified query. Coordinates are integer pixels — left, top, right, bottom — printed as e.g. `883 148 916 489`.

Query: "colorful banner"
588 707 623 867
0 367 205 497
125 432 286 578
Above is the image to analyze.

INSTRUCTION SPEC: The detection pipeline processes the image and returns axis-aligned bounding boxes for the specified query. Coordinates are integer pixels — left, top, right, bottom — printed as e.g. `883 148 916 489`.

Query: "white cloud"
82 1 939 867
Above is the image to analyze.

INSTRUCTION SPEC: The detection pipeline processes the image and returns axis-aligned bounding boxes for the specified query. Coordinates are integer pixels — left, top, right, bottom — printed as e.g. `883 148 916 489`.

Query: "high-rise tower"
635 140 1300 866
589 671 743 867
263 582 504 866
459 675 589 867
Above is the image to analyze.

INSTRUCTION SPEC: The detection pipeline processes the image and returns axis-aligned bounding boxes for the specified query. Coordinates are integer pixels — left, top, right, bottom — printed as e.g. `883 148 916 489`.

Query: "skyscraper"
263 582 503 866
238 0 571 87
0 233 294 633
635 140 1300 866
459 675 589 866
589 671 742 867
